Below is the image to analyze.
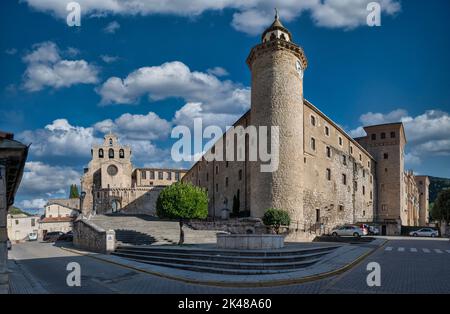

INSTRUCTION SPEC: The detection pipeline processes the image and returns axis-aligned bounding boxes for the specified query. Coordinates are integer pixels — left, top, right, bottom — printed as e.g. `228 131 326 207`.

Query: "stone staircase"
89 214 221 246
111 245 339 275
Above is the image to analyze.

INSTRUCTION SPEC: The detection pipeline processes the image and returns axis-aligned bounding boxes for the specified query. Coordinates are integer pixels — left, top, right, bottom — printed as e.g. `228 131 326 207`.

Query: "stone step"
112 251 322 271
114 247 332 263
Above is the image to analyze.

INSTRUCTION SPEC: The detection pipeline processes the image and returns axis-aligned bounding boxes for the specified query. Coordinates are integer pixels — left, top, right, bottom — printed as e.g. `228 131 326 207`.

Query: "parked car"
28 232 38 241
409 228 439 237
331 225 363 237
57 231 73 242
6 238 11 250
43 231 64 242
368 225 380 235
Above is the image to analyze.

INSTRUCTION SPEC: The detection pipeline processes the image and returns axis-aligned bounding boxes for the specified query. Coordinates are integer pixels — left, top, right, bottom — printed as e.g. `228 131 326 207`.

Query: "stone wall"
73 218 108 253
187 217 266 234
0 165 8 293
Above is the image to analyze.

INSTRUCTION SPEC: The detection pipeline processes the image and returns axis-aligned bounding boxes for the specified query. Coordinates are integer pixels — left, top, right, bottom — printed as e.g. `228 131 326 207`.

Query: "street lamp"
79 191 86 215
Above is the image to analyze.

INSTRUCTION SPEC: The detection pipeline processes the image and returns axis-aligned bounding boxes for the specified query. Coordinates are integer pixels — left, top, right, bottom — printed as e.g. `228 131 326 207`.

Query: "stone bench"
216 234 284 250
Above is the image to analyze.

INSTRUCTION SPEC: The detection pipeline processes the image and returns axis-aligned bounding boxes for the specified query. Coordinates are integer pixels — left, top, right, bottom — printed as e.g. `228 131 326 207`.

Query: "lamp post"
79 191 86 216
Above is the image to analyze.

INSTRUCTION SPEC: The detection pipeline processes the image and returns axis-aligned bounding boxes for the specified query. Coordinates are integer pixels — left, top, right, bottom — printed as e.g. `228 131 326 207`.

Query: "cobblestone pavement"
7 239 450 294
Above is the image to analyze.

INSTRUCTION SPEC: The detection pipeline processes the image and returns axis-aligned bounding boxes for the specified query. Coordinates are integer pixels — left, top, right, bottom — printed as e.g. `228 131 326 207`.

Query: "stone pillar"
0 165 9 294
106 230 116 253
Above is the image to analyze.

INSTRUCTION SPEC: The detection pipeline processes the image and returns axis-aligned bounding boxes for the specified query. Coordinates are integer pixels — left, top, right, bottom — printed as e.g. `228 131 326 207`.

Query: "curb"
59 240 388 288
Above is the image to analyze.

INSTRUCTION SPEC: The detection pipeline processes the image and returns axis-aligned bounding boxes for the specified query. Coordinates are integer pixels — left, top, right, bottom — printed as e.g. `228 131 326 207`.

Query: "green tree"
69 184 80 199
156 182 208 245
431 189 450 223
262 208 291 234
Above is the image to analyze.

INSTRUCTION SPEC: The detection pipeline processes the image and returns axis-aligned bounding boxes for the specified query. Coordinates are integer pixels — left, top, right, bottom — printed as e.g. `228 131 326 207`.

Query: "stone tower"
246 12 308 221
81 132 132 214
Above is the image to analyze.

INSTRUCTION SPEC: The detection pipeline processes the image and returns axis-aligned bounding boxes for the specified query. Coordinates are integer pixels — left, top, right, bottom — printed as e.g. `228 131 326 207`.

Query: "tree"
431 189 450 223
262 208 291 234
156 182 208 245
69 184 80 199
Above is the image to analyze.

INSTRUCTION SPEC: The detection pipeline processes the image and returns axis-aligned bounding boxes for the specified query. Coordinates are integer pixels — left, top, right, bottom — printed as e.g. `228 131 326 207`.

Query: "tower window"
363 186 366 195
280 33 286 41
326 168 331 181
99 149 104 158
310 137 316 151
390 131 396 138
310 115 316 126
325 126 330 136
384 153 389 159
108 148 114 158
238 169 243 181
326 146 331 158
339 137 343 146
350 146 353 154
342 174 347 185
109 138 113 146
119 149 124 158
215 165 219 174
371 134 376 140
381 132 386 139
342 155 347 165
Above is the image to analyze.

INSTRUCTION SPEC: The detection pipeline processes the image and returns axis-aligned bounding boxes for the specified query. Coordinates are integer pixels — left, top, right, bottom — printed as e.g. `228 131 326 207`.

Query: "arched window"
99 149 104 158
109 138 113 146
119 149 124 158
280 33 286 41
109 148 114 158
270 33 276 40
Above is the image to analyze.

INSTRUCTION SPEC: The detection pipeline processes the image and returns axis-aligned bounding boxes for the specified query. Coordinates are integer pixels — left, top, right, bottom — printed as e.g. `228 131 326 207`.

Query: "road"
7 238 450 294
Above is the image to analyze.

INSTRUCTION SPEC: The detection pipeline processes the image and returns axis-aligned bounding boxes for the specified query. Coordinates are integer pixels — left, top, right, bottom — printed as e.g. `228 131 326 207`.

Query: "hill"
429 176 450 204
9 206 32 216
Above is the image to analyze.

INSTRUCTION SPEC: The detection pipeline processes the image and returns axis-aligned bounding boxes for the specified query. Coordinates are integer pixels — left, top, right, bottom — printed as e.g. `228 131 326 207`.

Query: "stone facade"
6 214 39 242
415 175 430 226
182 15 429 236
81 133 186 215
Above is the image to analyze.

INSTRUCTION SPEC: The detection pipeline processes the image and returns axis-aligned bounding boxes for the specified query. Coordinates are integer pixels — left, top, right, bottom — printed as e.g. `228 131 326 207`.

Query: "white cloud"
19 119 96 158
349 109 450 166
22 0 401 35
22 41 99 92
19 161 80 197
100 55 119 63
207 67 229 77
103 21 120 33
18 198 48 210
94 112 172 141
97 61 250 120
5 48 17 55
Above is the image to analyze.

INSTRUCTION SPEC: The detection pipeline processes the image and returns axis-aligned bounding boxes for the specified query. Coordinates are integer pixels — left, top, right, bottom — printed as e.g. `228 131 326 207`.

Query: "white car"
331 225 363 237
6 239 12 250
409 228 439 237
28 232 38 241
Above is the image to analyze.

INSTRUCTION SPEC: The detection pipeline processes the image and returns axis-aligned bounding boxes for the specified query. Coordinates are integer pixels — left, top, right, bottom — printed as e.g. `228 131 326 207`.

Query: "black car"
43 231 64 242
57 231 73 242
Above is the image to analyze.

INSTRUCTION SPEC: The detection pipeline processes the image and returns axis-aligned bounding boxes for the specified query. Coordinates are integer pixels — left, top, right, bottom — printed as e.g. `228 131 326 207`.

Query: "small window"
109 138 113 146
211 145 215 154
215 165 219 174
371 134 376 140
175 172 180 181
326 146 331 158
226 161 229 168
354 181 358 191
225 177 229 187
368 161 370 168
350 146 353 154
339 205 344 211
390 131 396 138
239 169 243 181
382 204 387 211
363 186 366 195
150 171 155 179
141 171 146 179
359 154 362 161
339 137 343 146
381 132 386 139
342 155 347 165
158 172 163 180
99 149 104 158
108 148 114 158
310 115 316 126
363 169 366 177
325 126 330 136
119 149 124 158
342 174 347 185
167 172 172 180
370 191 373 200
326 168 331 181
310 137 316 151
384 153 389 159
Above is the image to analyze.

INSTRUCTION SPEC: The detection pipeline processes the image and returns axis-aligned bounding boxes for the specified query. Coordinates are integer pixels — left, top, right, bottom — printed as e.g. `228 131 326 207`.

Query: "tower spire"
275 8 279 20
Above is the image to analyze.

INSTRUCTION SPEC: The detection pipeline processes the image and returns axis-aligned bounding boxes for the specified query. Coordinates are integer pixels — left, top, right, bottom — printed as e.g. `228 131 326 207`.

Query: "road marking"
385 246 393 251
397 247 405 252
422 248 430 253
434 249 443 254
410 248 417 252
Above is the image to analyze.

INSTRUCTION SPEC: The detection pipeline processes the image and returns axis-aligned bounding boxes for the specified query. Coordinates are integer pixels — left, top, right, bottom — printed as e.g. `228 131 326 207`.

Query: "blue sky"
1 0 449 212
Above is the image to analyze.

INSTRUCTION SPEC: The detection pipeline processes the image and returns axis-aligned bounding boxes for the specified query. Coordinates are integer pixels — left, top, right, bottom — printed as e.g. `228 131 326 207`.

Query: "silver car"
331 225 363 237
409 228 438 237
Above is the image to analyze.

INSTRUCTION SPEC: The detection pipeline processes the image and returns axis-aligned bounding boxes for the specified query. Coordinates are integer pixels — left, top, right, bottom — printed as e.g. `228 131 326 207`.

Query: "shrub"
262 208 291 234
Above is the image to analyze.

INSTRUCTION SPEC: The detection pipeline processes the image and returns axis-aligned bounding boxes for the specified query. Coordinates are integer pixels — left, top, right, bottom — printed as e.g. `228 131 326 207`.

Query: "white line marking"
385 246 393 251
410 248 417 252
398 247 405 252
422 248 430 253
434 249 443 254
